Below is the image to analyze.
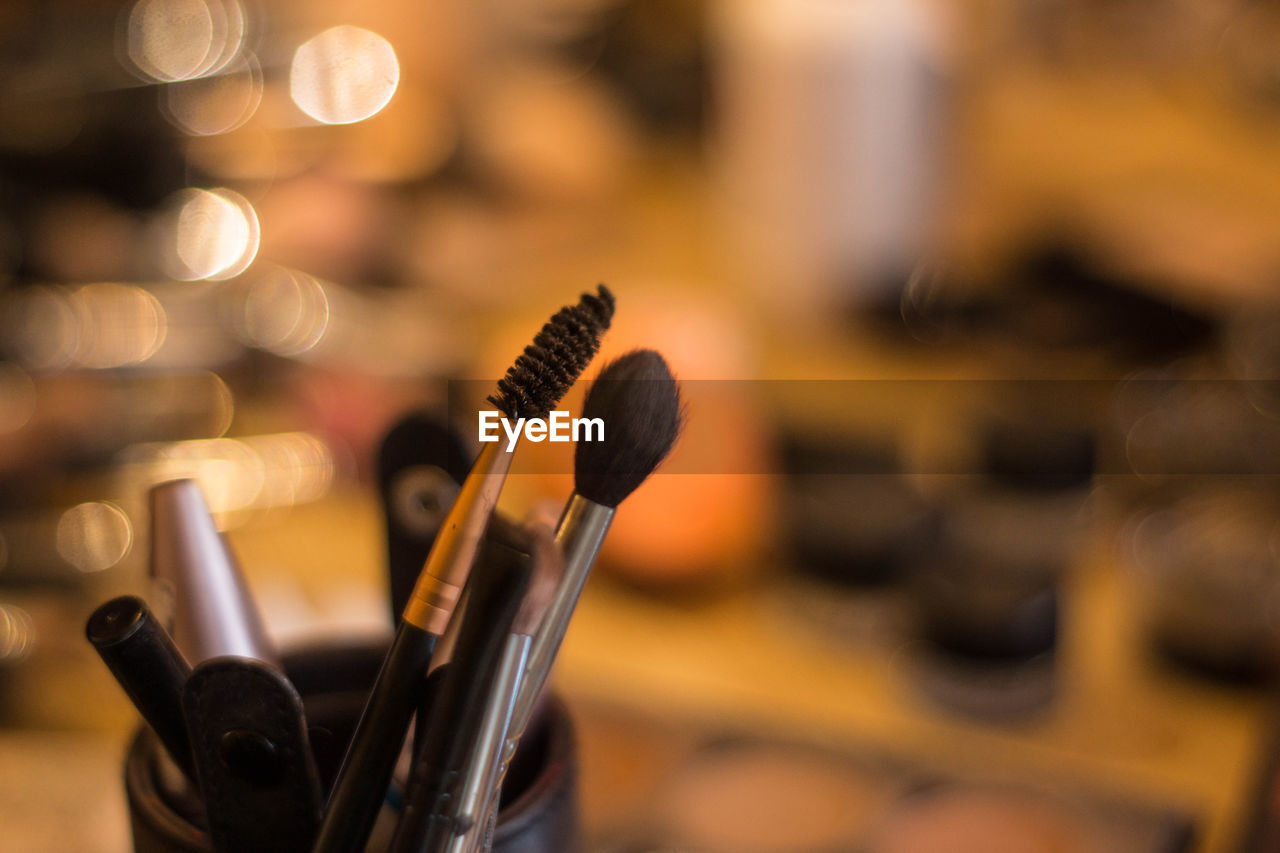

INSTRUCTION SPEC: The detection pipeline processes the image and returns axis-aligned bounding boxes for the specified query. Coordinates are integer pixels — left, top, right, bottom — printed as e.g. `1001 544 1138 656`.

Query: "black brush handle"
390 536 532 853
183 657 323 853
311 622 438 853
86 595 196 782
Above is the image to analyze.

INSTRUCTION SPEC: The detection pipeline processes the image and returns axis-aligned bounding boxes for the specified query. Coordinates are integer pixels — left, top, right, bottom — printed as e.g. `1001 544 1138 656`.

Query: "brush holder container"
123 639 580 852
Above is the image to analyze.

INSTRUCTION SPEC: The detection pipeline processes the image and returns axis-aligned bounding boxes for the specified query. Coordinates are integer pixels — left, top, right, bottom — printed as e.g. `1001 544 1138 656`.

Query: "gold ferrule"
403 575 464 634
400 440 514 633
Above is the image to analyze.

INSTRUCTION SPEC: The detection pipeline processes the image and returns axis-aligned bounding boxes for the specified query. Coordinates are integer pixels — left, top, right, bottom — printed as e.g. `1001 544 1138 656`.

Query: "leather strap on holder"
183 658 322 853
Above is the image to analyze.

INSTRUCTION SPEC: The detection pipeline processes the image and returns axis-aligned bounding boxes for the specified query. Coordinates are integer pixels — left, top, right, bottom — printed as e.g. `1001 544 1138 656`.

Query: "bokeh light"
5 286 79 370
168 188 260 280
126 432 334 522
125 0 247 83
4 284 168 370
73 283 168 369
55 502 133 573
0 604 34 664
289 26 400 125
163 53 263 136
245 431 335 508
234 267 330 356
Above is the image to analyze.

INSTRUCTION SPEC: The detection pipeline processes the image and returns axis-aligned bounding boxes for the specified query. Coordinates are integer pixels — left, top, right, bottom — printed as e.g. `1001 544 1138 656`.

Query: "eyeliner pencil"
86 595 196 782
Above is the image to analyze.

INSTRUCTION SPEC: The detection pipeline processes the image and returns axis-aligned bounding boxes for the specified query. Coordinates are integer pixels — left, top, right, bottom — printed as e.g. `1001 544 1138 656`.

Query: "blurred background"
1 0 1280 850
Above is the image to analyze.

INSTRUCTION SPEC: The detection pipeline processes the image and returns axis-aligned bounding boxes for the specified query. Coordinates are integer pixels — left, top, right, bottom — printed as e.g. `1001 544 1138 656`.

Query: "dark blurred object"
979 408 1096 492
125 643 580 853
0 1 185 285
898 241 1216 361
151 479 278 667
993 242 1216 359
1239 694 1280 853
181 657 322 853
575 0 708 137
917 486 1085 655
1127 487 1280 683
907 485 1087 719
376 410 472 621
1115 375 1280 480
86 595 195 782
779 433 937 588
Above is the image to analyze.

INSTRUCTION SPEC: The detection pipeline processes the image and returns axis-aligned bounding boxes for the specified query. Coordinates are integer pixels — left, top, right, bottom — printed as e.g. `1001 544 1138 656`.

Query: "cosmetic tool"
313 284 614 853
150 478 279 667
377 411 473 620
388 525 538 853
183 656 323 853
86 594 196 782
441 522 564 853
509 349 682 746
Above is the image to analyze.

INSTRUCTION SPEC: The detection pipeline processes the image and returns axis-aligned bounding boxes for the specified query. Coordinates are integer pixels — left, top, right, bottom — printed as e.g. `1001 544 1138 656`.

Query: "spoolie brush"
507 348 682 756
313 285 613 853
488 285 615 420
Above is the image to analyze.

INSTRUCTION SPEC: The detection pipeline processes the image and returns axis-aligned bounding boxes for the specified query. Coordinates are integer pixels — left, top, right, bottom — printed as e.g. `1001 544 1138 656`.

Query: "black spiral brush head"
488 284 616 420
574 349 683 509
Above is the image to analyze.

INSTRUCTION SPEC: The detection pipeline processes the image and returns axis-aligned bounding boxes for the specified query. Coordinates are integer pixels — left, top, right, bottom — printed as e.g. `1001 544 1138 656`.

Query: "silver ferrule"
509 494 613 738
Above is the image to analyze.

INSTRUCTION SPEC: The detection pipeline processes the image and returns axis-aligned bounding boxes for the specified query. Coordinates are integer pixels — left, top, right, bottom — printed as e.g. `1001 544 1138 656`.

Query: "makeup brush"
508 349 682 767
313 284 614 853
388 524 539 853
441 523 564 853
150 478 279 667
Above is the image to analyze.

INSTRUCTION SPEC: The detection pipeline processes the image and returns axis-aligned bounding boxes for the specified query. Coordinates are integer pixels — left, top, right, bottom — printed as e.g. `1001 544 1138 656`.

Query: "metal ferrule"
510 494 613 737
404 441 514 634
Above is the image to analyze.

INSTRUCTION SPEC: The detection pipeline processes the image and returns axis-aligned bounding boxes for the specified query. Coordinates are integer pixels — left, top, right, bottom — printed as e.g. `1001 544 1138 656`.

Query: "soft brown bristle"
512 523 563 636
573 349 683 508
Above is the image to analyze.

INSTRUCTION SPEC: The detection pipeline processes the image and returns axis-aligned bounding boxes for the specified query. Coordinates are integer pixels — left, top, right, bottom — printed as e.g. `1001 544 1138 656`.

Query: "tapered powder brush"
508 349 683 755
313 284 613 853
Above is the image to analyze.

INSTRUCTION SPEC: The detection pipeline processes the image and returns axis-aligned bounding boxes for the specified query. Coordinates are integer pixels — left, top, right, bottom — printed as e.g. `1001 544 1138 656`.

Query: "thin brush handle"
404 442 513 635
313 441 514 853
86 595 195 782
453 633 529 837
310 624 436 853
390 537 531 853
511 494 613 736
478 494 612 838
